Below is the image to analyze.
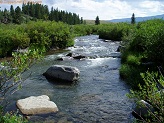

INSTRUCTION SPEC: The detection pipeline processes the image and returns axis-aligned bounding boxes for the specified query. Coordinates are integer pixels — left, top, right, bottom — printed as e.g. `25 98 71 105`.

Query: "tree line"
0 2 83 24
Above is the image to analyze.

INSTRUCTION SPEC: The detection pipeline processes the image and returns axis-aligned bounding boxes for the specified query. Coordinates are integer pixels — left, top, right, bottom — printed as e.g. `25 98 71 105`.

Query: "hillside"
109 14 164 23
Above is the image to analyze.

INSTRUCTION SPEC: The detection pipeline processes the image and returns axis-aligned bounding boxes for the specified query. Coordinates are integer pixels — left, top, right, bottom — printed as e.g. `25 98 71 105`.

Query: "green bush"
124 19 164 64
128 71 164 122
119 64 144 89
0 21 74 57
120 19 164 122
25 21 74 51
0 107 27 123
126 55 141 66
72 24 94 36
120 19 164 89
0 27 30 57
0 113 27 123
97 23 131 41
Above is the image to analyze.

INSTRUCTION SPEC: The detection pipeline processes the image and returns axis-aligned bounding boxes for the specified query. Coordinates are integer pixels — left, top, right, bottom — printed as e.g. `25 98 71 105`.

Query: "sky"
0 0 164 20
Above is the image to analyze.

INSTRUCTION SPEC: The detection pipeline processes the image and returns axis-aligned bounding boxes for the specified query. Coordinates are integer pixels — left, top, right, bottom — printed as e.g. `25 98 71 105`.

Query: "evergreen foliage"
131 13 135 24
0 2 83 25
95 16 100 25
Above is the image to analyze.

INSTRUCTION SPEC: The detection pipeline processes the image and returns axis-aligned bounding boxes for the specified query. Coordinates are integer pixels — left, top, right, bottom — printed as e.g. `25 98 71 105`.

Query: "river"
5 35 133 123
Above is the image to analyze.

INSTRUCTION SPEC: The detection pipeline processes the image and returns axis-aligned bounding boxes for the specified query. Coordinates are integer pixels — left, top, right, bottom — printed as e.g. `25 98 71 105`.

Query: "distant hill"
109 14 164 23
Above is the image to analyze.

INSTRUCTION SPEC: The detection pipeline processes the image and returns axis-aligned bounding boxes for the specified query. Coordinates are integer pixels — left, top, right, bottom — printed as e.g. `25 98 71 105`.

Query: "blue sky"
0 0 164 20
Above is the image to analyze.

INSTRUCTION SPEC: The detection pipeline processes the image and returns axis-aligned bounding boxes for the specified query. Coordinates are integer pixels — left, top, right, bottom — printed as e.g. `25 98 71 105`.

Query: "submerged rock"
17 95 58 115
43 65 80 82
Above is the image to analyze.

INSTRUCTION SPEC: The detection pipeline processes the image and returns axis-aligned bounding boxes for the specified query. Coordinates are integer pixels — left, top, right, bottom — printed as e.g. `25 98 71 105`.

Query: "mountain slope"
109 14 164 23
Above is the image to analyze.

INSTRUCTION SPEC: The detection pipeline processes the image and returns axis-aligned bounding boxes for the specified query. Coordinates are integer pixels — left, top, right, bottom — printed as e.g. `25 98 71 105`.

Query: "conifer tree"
95 16 100 25
2 9 11 23
14 6 22 24
131 13 135 24
80 17 83 24
10 5 15 22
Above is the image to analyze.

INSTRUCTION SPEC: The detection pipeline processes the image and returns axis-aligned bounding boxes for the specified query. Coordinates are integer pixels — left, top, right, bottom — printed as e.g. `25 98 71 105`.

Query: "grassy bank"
120 19 164 122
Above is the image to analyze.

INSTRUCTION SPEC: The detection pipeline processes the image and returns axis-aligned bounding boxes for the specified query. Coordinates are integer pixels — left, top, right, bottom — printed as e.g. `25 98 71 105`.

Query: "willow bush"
0 27 30 57
128 71 164 122
72 24 94 36
120 19 164 122
124 19 164 64
97 23 131 41
120 19 164 87
24 21 74 51
0 21 74 57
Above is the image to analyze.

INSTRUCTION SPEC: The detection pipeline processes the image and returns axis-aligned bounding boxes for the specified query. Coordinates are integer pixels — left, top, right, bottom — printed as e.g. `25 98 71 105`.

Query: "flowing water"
5 35 133 123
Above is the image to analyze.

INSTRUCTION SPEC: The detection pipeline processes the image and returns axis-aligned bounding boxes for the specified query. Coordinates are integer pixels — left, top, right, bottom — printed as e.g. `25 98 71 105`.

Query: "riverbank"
119 19 164 122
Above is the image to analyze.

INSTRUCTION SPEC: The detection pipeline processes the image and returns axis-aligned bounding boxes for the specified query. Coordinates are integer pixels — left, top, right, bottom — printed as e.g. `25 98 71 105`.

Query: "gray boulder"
132 100 155 119
17 95 58 115
73 55 86 60
43 65 80 82
66 52 73 57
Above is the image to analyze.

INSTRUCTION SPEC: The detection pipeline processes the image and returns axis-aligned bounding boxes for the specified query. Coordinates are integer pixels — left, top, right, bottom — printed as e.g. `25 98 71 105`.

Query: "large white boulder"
17 95 58 115
43 65 80 82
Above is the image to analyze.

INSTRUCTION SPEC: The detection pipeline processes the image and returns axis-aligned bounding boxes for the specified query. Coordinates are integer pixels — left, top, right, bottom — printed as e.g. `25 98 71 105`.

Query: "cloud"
1 0 164 20
44 0 164 20
139 0 164 13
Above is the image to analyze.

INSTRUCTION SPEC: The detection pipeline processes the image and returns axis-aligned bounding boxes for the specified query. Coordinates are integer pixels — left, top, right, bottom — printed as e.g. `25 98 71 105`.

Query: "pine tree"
31 3 35 17
14 6 22 24
22 2 25 14
80 17 83 24
131 13 135 24
2 9 11 24
10 5 15 22
43 5 49 20
95 16 100 25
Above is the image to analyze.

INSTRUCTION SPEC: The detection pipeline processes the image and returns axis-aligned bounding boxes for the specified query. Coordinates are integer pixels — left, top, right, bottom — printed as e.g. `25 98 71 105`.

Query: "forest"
0 2 83 24
0 2 164 123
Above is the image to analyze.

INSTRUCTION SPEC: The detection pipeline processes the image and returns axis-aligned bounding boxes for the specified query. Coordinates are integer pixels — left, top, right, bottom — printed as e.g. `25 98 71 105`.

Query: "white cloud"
1 0 164 20
45 0 164 20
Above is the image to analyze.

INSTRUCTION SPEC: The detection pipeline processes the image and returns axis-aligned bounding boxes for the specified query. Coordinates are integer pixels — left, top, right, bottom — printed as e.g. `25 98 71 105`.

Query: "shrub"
0 28 30 57
97 23 131 41
126 54 141 66
119 64 143 89
25 21 74 51
128 71 164 122
124 19 164 64
0 107 27 123
72 24 94 36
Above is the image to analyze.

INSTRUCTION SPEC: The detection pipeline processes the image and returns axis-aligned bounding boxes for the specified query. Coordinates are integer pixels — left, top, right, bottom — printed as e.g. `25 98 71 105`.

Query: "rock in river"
132 100 155 120
43 65 80 82
17 95 58 115
73 55 86 60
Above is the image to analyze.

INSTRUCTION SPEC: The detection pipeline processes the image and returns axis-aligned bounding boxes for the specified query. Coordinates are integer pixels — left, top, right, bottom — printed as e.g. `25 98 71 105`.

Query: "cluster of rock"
17 65 80 116
57 52 87 61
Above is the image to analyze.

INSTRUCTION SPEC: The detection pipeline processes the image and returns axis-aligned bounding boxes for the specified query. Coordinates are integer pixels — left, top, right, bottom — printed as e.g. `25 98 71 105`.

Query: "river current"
5 35 133 123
